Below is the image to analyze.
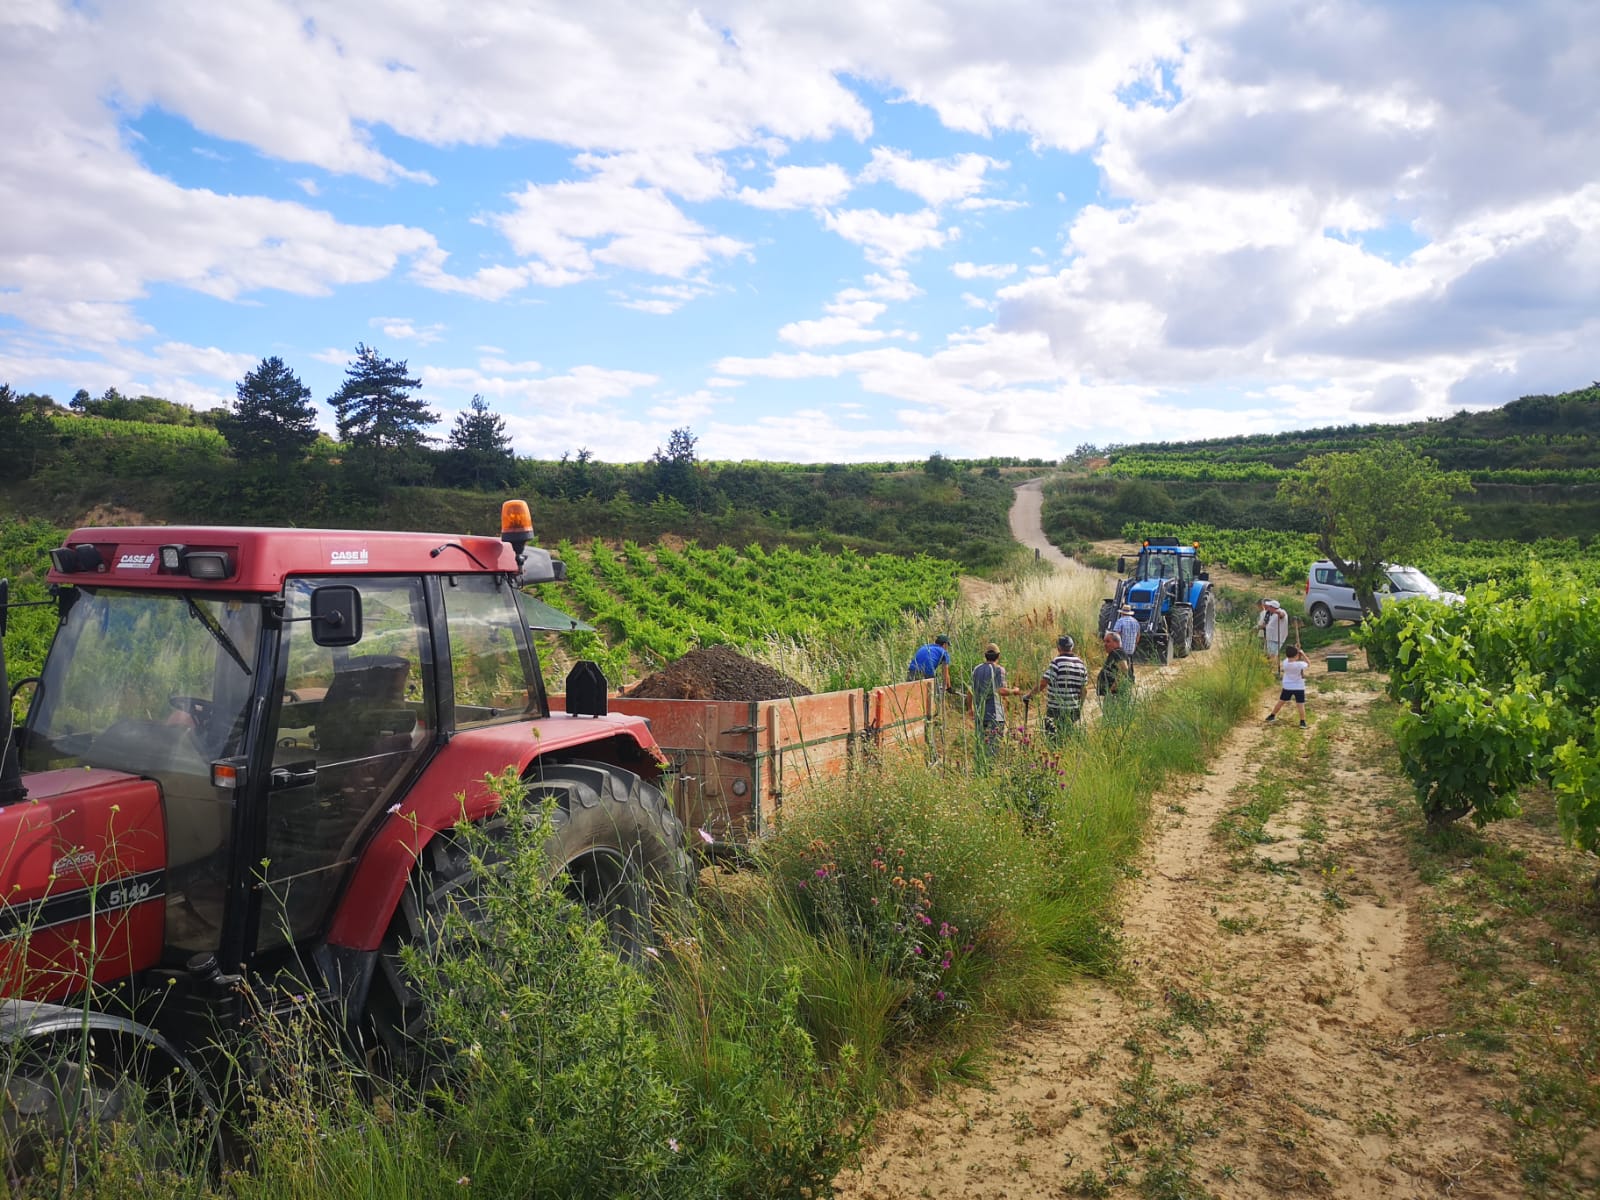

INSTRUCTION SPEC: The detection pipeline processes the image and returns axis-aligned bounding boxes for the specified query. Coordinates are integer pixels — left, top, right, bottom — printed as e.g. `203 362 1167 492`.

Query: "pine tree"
328 343 436 451
220 356 318 464
327 343 437 485
445 394 514 488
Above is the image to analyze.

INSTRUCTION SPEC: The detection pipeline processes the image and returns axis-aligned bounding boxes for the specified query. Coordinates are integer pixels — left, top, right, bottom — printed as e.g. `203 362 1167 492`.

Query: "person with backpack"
1029 634 1088 736
971 642 1021 754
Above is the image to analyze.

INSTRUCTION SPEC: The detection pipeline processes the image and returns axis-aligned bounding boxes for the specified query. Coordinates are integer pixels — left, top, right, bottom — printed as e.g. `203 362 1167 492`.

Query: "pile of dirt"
625 646 812 702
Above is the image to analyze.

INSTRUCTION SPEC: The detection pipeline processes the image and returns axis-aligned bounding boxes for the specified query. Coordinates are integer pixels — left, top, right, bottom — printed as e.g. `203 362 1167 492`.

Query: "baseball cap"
934 634 950 645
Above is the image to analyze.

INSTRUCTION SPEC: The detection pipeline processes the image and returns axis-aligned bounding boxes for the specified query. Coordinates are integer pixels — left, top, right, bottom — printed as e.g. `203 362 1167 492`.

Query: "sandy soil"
834 664 1521 1199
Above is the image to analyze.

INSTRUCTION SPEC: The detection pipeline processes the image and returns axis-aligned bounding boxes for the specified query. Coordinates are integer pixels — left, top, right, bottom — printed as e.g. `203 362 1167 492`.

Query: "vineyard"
1121 521 1600 593
547 538 960 683
1103 453 1600 487
1356 572 1600 852
0 518 61 690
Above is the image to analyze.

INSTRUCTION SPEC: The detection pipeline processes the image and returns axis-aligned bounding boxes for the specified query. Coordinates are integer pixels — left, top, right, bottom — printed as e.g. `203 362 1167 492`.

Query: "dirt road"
836 661 1521 1199
1010 478 1078 569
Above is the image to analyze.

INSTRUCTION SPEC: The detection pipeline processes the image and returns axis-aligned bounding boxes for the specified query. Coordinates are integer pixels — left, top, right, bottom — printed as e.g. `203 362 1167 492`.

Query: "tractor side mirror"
1197 571 1209 581
310 585 363 647
1117 557 1126 574
516 547 566 586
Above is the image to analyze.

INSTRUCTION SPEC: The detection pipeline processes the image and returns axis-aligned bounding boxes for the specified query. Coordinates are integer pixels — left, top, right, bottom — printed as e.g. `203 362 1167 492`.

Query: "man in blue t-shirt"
907 634 952 690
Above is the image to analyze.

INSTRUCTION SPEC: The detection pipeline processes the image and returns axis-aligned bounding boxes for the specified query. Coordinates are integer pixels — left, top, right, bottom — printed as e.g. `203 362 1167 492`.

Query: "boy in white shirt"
1265 645 1309 727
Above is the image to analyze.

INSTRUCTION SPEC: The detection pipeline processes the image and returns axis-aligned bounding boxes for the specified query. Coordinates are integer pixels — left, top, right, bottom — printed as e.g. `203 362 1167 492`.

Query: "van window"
1315 568 1347 586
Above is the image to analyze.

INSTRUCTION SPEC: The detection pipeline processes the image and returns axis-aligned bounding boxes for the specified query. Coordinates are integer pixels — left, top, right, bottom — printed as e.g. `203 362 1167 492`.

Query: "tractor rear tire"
1193 590 1216 650
1170 605 1193 659
1097 600 1117 636
366 761 692 1077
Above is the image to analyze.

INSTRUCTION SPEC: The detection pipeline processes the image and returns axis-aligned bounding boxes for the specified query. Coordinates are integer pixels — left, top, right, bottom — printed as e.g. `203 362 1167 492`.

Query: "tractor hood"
0 768 167 999
1123 579 1169 614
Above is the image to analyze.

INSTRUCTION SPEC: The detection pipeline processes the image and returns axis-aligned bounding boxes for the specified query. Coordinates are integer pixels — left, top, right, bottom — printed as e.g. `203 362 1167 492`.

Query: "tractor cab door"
254 576 436 949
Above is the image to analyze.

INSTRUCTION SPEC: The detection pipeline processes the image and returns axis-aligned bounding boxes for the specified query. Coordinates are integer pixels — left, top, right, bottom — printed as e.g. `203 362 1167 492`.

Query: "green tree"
220 356 319 465
444 394 514 488
0 384 58 480
923 452 957 481
327 343 436 485
646 426 703 509
1278 443 1471 618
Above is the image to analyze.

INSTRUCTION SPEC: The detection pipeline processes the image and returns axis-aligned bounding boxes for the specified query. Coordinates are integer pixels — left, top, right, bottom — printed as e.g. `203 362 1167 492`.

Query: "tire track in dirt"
835 661 1519 1200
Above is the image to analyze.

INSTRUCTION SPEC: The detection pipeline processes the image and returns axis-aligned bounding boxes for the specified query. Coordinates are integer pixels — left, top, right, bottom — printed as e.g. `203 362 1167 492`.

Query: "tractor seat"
314 655 418 762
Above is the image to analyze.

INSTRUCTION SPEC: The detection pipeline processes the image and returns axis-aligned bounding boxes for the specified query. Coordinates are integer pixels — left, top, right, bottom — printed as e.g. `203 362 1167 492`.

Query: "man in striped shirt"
1030 634 1089 736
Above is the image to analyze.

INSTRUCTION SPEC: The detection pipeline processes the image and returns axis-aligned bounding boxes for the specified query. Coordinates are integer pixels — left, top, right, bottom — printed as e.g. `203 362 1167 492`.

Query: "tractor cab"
1101 537 1217 664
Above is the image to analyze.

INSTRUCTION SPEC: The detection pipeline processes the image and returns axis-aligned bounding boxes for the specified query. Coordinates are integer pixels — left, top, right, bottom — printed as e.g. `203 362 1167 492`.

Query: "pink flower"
697 828 715 845
934 991 946 1001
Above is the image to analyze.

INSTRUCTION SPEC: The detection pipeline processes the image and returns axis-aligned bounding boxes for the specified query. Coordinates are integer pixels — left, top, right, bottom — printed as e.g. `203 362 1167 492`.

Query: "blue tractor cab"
1098 537 1217 665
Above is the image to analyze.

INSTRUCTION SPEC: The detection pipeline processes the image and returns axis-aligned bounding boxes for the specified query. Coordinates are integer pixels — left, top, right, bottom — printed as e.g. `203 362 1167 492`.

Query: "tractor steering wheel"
167 695 214 729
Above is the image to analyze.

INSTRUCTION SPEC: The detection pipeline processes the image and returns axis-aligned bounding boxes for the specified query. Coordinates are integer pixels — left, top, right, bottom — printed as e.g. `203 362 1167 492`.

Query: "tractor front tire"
366 761 692 1077
1097 600 1117 636
1170 605 1193 659
1193 590 1216 650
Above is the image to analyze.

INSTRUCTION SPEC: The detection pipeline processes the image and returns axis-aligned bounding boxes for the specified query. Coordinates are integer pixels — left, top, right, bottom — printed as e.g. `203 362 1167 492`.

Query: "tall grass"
6 637 1265 1198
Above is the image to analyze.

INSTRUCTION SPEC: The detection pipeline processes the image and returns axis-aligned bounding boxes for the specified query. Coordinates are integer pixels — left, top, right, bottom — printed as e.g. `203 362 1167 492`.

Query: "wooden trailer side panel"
552 679 933 849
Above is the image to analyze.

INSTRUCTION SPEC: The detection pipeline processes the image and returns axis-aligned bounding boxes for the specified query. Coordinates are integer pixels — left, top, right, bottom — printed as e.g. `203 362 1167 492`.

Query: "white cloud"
952 261 1019 281
822 207 953 266
491 175 747 281
372 317 446 344
737 163 853 210
859 147 1005 208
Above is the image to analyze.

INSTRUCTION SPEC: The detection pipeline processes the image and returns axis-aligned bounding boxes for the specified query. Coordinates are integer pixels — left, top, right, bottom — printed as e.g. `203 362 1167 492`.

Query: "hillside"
1043 383 1600 544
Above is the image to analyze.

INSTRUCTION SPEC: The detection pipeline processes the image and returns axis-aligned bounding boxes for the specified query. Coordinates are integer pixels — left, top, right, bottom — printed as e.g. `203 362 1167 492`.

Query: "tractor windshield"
24 588 263 769
1137 551 1180 582
22 588 264 955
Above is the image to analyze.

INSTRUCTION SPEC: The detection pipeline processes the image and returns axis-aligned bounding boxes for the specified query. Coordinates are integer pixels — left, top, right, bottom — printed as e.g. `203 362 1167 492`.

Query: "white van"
1304 561 1463 628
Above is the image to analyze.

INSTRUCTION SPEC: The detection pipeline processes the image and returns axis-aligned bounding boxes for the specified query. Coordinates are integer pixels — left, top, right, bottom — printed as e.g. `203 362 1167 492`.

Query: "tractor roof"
47 526 517 592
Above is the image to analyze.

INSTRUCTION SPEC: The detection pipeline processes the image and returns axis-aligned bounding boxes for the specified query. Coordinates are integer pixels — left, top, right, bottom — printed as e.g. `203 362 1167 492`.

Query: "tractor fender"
0 999 216 1115
325 715 664 952
1186 580 1209 608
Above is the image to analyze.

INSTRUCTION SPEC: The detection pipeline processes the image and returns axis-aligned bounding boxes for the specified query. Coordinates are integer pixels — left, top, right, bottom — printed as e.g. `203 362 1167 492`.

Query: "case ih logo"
330 548 369 566
116 552 156 570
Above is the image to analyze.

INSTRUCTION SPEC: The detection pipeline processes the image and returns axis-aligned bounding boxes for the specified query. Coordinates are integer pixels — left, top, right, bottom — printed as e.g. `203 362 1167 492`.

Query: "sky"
2 0 1597 463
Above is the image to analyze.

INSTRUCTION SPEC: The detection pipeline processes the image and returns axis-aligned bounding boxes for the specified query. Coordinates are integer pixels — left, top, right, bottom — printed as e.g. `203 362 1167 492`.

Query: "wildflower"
939 923 951 938
643 946 661 960
386 803 403 815
869 897 879 906
457 1176 470 1187
935 990 946 1002
814 867 828 879
940 959 951 970
798 881 807 889
912 944 923 955
918 913 933 926
698 827 715 845
668 1137 680 1153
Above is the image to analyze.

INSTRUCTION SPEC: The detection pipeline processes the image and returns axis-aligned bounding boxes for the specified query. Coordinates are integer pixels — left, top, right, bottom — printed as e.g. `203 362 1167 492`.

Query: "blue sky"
2 0 1597 461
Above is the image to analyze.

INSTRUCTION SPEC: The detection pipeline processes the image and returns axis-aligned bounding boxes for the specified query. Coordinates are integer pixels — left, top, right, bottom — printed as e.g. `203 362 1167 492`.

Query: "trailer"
554 679 936 850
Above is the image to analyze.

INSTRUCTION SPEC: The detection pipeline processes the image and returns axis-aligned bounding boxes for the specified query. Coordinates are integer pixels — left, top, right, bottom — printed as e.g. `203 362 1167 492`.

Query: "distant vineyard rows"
1104 454 1600 487
1121 522 1600 592
1 519 64 687
547 539 960 677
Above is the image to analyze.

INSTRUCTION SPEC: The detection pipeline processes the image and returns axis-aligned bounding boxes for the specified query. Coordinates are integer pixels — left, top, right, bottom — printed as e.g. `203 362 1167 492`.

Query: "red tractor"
0 502 692 1136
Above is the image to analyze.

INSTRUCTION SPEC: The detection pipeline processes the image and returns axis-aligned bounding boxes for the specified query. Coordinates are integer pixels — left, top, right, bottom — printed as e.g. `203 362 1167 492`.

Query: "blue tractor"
1098 537 1217 665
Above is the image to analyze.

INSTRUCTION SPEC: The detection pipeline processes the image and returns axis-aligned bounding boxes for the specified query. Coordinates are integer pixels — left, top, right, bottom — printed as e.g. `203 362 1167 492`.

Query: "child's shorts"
1279 688 1306 703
